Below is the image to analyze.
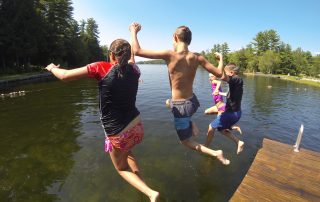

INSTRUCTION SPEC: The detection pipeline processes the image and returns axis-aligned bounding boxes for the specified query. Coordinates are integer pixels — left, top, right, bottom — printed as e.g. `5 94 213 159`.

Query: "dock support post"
293 124 304 152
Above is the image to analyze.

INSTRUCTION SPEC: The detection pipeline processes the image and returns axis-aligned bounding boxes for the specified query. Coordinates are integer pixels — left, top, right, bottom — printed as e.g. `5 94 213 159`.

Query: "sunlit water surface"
1 65 319 201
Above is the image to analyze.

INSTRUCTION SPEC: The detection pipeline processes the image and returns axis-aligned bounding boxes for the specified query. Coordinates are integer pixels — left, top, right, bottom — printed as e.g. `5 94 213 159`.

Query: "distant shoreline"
244 72 320 87
1 70 319 89
0 72 55 89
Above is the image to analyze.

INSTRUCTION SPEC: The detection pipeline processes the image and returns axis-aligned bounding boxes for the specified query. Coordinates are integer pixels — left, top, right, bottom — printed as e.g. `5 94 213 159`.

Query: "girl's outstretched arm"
45 63 88 81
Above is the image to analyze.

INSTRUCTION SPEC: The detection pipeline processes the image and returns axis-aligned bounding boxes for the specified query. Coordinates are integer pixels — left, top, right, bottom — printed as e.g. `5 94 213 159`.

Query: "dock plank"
230 139 320 201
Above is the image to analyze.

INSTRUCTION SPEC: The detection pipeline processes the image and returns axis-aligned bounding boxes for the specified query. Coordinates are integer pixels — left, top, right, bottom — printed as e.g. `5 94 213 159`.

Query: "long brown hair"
109 39 131 67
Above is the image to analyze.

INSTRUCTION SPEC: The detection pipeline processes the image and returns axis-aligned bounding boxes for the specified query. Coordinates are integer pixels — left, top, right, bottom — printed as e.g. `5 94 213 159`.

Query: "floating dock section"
231 138 320 201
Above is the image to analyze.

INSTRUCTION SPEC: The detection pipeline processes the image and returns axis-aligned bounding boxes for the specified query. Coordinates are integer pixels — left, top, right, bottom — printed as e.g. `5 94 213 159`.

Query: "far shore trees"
202 30 319 78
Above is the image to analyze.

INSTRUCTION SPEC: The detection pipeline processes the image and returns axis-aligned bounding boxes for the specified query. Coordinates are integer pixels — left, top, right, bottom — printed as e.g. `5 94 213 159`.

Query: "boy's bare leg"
110 148 159 202
232 125 242 135
204 106 218 115
181 138 230 165
221 129 244 154
205 125 215 147
191 121 200 137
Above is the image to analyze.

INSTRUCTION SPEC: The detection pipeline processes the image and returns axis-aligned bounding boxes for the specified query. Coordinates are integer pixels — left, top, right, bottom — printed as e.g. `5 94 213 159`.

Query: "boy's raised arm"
198 52 223 78
129 22 170 60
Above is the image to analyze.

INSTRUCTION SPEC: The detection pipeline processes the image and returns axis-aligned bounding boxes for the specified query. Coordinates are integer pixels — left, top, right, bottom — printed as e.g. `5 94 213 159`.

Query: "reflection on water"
0 65 319 201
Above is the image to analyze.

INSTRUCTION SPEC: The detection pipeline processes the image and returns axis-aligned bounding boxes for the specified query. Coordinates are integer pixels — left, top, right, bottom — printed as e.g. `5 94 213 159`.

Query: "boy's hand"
214 52 223 61
129 22 141 34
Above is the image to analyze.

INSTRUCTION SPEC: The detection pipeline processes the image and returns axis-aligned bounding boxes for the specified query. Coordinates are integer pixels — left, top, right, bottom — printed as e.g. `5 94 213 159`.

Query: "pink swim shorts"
105 121 144 152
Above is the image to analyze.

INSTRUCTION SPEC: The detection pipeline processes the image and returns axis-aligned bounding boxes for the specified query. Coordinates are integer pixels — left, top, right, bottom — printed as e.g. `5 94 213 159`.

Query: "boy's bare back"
130 22 223 100
167 51 201 100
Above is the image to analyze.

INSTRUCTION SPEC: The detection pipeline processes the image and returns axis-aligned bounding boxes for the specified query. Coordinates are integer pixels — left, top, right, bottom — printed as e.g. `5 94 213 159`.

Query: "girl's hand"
45 63 60 72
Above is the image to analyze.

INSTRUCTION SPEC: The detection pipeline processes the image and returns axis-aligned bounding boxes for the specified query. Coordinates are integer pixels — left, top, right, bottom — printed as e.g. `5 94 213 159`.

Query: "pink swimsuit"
212 83 223 103
212 83 226 111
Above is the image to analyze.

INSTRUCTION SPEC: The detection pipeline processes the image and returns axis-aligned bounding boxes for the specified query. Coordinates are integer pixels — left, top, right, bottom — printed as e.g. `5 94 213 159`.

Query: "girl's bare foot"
216 150 230 165
237 141 244 154
150 191 159 202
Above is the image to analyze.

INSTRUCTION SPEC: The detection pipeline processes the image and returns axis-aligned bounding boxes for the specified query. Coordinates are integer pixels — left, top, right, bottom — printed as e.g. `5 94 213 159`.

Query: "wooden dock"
230 138 320 201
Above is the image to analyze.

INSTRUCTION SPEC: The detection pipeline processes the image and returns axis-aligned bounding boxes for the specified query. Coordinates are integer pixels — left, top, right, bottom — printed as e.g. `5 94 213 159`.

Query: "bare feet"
216 150 230 165
232 126 242 135
237 141 244 154
191 122 200 137
149 191 159 202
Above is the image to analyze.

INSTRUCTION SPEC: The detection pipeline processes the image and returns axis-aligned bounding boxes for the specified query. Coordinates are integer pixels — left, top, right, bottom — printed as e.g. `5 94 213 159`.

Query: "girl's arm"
45 63 88 81
219 91 228 96
212 80 222 95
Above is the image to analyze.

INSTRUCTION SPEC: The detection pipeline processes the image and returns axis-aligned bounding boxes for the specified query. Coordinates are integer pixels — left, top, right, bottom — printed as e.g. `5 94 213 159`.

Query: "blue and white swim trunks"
168 94 200 141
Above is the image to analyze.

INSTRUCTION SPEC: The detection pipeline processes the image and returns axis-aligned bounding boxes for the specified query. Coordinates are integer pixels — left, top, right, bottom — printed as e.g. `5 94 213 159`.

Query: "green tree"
0 0 47 72
278 43 294 74
101 45 109 61
228 48 249 71
292 48 310 76
221 42 230 63
258 50 280 74
244 45 258 73
44 0 74 64
310 55 320 77
85 18 104 62
252 29 280 55
64 19 87 66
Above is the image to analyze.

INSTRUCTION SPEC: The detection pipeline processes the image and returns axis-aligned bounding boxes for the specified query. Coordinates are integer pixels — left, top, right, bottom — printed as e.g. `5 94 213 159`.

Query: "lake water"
1 64 319 202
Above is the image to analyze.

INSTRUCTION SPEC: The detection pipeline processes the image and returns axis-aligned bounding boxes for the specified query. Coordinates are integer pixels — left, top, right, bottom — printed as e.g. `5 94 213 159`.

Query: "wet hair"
175 26 192 45
109 39 131 67
225 63 240 74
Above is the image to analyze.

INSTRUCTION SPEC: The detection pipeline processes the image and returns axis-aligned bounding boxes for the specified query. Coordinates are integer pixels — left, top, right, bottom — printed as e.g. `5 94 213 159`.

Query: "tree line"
1 1 319 78
201 30 320 77
0 0 106 74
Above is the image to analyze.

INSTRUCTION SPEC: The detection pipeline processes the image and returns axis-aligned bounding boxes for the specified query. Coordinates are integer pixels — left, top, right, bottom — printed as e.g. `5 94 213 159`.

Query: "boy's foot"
237 141 244 154
233 126 242 135
216 150 230 165
191 122 200 137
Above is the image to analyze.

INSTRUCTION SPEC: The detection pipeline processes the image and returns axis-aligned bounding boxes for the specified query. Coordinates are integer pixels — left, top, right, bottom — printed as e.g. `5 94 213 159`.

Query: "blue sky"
72 0 320 56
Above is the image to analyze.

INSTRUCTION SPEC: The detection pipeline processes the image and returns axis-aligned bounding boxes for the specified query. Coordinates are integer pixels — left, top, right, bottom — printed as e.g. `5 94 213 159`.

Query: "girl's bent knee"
114 164 130 172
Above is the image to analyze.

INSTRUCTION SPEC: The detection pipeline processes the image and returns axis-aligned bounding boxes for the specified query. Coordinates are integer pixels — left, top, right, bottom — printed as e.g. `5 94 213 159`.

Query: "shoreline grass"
244 72 320 87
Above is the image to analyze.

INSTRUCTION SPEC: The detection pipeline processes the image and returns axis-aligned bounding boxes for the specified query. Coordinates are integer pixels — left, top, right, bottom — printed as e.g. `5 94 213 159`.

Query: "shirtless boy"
129 22 230 165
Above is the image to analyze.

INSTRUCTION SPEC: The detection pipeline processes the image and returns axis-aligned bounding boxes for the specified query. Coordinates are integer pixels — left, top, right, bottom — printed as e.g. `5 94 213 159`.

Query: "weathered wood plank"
230 138 320 201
